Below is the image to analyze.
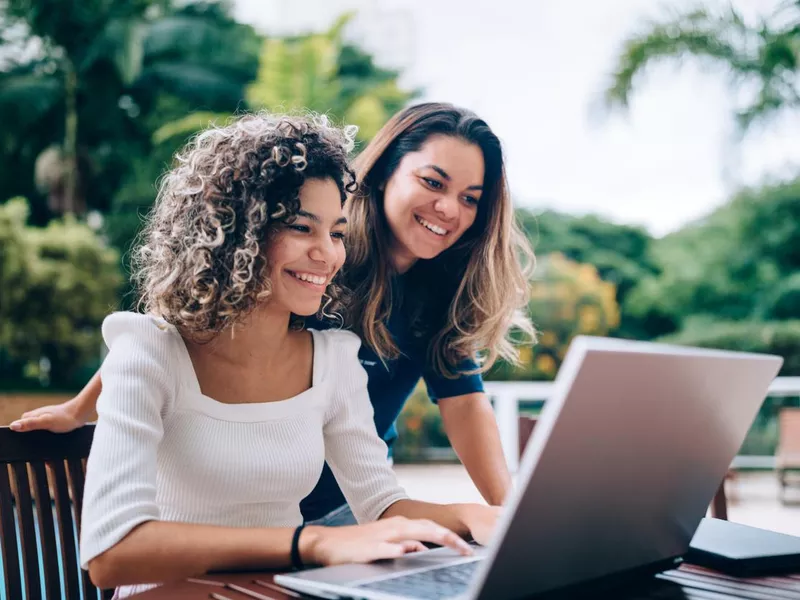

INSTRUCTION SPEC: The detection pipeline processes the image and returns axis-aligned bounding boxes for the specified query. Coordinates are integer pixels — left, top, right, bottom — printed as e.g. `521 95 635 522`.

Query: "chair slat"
32 462 62 599
67 459 85 531
51 459 81 600
66 457 97 598
11 462 42 600
0 464 23 600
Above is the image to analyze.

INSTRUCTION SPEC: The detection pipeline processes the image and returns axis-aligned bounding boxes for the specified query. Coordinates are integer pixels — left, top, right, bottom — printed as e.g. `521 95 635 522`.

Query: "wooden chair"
709 477 732 520
0 425 113 600
518 415 732 519
776 407 800 503
518 414 538 459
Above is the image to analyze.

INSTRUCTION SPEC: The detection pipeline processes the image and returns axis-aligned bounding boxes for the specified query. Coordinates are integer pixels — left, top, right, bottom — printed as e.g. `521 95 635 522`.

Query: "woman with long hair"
13 102 535 528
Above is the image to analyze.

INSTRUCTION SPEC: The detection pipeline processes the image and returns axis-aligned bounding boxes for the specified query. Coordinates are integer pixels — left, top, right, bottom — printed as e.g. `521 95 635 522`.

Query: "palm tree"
0 0 259 216
153 13 417 147
604 1 799 132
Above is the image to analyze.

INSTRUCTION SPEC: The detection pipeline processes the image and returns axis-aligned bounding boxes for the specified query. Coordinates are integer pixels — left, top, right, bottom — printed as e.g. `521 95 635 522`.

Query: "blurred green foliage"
627 177 800 376
0 198 121 388
0 0 261 221
393 383 451 463
662 320 800 376
488 253 620 381
509 176 800 378
518 210 659 339
605 0 800 132
151 13 416 146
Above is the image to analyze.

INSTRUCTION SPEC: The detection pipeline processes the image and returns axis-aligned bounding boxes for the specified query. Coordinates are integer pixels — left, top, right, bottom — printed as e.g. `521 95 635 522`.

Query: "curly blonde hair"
133 112 357 339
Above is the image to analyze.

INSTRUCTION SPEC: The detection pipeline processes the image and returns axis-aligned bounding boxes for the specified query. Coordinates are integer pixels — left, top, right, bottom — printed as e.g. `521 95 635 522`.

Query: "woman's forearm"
89 515 478 589
88 520 298 589
72 369 103 420
439 393 512 506
11 369 104 433
381 500 471 538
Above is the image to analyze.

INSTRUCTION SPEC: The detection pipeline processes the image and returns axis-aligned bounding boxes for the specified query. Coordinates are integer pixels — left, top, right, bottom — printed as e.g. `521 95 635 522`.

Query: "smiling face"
381 134 485 272
265 177 347 316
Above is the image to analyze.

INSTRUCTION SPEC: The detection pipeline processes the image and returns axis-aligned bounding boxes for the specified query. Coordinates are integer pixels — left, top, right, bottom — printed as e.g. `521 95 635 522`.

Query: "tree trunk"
62 58 79 215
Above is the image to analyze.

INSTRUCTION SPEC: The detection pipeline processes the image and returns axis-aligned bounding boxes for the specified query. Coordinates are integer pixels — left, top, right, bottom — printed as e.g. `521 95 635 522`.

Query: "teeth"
291 272 327 285
416 216 447 236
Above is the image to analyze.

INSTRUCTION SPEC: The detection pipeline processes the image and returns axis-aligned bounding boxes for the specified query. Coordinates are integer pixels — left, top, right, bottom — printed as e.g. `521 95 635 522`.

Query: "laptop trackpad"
291 546 488 585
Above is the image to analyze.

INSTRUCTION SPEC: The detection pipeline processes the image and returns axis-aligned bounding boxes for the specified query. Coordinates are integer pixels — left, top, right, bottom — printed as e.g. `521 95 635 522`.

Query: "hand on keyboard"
302 516 474 566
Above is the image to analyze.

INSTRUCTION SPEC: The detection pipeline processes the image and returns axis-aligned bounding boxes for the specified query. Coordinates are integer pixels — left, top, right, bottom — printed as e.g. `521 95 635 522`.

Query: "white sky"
234 0 800 236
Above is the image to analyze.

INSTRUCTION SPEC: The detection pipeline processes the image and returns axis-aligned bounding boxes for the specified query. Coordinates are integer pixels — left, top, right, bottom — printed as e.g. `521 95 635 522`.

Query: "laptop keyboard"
356 560 480 599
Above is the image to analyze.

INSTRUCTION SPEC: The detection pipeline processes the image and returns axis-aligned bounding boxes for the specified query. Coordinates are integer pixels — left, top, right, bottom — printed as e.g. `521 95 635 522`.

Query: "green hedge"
0 199 121 389
661 319 800 455
757 273 800 321
660 319 800 376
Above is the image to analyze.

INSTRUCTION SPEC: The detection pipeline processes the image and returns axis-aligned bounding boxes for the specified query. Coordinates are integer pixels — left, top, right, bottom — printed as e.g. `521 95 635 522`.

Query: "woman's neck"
182 306 316 405
185 306 293 369
388 243 417 274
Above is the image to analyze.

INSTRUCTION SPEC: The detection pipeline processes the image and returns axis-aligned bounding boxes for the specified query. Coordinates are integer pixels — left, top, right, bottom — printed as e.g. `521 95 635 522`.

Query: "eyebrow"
423 165 483 191
297 209 347 225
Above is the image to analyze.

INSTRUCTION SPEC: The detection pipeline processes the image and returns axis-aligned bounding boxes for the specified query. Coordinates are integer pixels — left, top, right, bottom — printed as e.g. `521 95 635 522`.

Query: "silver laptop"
276 336 782 600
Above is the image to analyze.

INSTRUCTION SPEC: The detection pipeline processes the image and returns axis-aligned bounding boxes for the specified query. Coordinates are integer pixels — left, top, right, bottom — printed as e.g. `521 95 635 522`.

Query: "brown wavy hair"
346 102 536 377
133 112 357 339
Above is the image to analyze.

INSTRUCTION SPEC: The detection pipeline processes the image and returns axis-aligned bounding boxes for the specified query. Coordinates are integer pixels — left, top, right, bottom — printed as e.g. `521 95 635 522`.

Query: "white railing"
485 377 800 472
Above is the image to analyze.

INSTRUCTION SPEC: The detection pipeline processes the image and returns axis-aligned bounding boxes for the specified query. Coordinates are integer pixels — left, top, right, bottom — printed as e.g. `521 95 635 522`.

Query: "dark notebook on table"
687 518 800 576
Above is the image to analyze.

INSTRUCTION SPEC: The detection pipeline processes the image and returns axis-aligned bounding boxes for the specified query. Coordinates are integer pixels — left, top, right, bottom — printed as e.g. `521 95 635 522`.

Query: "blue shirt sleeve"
423 357 485 404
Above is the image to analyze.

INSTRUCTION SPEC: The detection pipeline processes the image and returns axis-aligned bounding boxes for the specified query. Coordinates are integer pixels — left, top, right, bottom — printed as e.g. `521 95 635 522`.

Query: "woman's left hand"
454 504 502 546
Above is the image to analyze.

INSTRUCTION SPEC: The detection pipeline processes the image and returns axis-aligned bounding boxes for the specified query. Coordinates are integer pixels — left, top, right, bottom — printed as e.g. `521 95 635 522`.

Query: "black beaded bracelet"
291 524 306 571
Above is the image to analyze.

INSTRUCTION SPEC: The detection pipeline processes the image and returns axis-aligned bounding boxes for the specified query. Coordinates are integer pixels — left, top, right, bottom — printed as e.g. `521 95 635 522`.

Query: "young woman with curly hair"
14 103 535 529
76 113 496 596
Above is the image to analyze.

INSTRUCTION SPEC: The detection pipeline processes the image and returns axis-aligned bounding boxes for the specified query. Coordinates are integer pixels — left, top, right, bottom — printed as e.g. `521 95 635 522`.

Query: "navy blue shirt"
299 277 484 522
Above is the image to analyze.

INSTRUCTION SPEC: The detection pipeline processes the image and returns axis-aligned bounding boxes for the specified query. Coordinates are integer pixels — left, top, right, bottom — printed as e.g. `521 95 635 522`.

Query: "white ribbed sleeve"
321 331 409 523
80 313 176 568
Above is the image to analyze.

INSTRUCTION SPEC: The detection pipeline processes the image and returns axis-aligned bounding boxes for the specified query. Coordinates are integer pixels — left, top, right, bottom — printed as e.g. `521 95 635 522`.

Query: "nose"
308 234 337 267
432 193 459 221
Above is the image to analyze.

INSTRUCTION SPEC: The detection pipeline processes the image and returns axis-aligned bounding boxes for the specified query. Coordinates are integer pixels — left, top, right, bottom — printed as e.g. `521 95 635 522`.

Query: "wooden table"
129 572 296 600
130 563 800 599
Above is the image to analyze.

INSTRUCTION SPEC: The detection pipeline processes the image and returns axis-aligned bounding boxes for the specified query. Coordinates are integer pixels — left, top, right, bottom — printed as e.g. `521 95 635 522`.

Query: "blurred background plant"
487 253 620 381
0 198 121 389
